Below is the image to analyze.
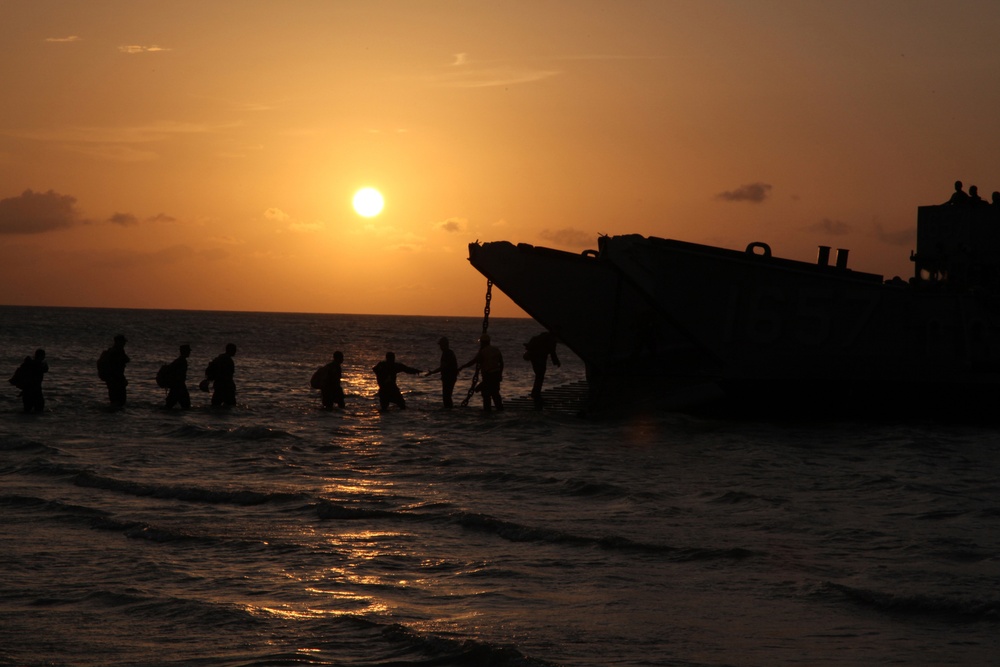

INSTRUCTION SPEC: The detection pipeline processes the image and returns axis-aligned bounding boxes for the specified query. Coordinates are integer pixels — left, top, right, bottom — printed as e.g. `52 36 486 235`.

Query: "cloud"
806 218 852 235
107 212 176 227
108 212 139 227
118 45 170 54
3 121 225 163
264 207 323 233
436 217 468 233
871 222 915 247
539 227 594 248
427 54 559 88
0 189 82 234
288 221 324 233
716 182 773 203
263 207 290 223
45 36 81 43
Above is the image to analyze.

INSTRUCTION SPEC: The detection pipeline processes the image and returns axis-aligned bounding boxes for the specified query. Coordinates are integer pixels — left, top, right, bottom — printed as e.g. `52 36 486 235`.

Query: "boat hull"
468 234 1000 416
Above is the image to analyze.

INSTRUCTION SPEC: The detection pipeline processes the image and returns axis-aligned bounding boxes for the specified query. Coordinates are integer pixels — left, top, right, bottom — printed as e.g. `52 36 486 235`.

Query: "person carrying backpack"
98 335 129 407
158 344 192 409
206 343 238 407
10 349 48 413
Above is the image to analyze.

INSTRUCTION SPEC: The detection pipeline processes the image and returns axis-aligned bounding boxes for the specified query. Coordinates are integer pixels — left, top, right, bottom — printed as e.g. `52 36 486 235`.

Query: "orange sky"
3 1 1000 317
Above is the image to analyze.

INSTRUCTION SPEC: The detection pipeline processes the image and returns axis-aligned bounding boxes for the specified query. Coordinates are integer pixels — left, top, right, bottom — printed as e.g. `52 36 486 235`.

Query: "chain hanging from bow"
460 279 492 407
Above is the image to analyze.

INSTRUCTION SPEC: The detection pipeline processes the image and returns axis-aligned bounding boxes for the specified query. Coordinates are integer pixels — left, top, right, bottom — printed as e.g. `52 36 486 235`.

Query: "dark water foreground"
1 307 998 666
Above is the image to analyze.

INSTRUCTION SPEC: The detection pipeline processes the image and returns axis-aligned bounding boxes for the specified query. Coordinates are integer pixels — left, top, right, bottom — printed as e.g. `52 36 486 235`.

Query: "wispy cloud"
436 217 468 233
263 208 290 223
716 182 773 203
264 207 323 233
0 189 83 234
805 218 852 235
539 227 593 248
106 212 175 227
427 54 559 88
118 45 171 54
3 121 230 162
871 222 915 246
108 212 139 227
45 36 81 43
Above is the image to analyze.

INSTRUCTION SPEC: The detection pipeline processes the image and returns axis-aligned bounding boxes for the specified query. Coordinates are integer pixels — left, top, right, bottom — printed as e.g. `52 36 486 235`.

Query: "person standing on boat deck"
98 334 130 407
426 337 459 408
373 352 421 411
943 180 970 206
460 334 504 411
523 331 561 410
320 351 346 410
992 191 1000 209
207 343 238 407
969 185 987 206
11 349 48 413
165 344 192 410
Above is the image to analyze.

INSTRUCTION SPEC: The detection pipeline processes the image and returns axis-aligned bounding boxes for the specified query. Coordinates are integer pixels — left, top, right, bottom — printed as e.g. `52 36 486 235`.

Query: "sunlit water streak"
1 306 998 666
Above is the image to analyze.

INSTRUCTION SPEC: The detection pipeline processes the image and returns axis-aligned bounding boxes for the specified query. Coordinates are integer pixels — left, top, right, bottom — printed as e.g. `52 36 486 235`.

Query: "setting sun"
352 188 384 218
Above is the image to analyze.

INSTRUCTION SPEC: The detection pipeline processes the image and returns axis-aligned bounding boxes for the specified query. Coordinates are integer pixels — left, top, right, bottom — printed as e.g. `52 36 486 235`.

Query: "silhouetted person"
164 344 192 410
206 343 237 407
319 351 346 409
992 191 1000 209
426 336 459 408
523 332 560 409
98 334 129 407
460 334 504 411
10 349 48 413
373 351 421 411
969 185 986 206
943 180 969 206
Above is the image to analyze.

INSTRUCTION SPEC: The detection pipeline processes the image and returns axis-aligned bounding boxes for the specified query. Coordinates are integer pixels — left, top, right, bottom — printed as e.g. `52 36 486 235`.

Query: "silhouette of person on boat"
460 334 504 411
313 351 345 410
523 332 560 410
10 349 48 413
943 180 969 206
98 335 130 407
373 351 421 411
205 343 238 407
969 185 987 206
426 336 459 408
161 344 191 410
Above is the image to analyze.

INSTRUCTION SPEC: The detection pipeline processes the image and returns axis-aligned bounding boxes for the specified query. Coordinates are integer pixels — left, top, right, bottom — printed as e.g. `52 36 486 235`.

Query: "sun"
352 188 384 217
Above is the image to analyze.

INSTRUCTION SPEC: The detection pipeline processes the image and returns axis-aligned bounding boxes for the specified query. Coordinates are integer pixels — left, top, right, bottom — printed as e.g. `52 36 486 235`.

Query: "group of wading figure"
8 331 561 414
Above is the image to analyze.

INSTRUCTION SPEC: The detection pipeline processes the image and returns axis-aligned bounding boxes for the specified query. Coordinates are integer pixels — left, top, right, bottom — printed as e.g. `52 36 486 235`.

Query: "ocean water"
1 305 998 667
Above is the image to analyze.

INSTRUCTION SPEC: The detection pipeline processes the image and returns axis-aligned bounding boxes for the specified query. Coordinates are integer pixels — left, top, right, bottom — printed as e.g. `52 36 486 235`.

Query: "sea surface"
1 305 998 667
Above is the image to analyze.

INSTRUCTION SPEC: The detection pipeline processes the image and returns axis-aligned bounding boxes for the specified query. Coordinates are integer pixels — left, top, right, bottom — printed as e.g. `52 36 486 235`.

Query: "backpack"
155 363 174 389
310 365 327 389
96 349 112 381
9 358 30 390
205 357 220 381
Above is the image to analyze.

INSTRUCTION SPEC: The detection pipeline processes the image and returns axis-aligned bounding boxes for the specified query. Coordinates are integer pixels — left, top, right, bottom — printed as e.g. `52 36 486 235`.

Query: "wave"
708 490 789 506
312 499 755 561
72 470 308 506
165 423 299 441
826 582 1000 621
222 615 557 667
0 437 57 454
0 493 109 520
452 511 755 561
452 470 630 499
